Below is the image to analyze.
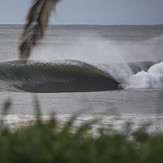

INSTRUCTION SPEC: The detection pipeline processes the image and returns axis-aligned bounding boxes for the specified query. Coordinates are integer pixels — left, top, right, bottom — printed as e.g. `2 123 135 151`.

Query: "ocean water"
0 25 163 130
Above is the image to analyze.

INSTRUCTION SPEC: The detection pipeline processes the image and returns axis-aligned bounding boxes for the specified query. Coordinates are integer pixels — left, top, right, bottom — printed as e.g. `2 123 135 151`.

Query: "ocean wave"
0 59 162 92
0 60 119 92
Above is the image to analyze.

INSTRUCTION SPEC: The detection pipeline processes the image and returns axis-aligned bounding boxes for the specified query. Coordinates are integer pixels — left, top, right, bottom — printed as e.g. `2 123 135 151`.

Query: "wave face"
0 60 162 93
0 60 119 93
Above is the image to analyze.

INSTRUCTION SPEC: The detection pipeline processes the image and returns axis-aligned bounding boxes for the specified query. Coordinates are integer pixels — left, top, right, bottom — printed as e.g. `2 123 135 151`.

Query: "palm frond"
19 0 60 63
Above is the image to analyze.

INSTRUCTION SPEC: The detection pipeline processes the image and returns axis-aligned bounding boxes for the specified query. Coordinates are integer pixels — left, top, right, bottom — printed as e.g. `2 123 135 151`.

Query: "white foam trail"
124 62 163 89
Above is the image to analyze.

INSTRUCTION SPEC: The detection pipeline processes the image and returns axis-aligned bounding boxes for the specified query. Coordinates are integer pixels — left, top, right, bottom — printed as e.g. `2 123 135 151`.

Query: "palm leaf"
19 0 60 63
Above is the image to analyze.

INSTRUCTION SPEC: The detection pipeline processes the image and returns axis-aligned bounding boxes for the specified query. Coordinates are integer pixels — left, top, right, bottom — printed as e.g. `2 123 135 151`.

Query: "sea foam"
124 61 163 89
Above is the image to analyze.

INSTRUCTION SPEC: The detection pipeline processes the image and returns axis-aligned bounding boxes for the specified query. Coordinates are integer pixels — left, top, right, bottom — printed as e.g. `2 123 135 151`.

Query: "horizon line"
0 24 163 26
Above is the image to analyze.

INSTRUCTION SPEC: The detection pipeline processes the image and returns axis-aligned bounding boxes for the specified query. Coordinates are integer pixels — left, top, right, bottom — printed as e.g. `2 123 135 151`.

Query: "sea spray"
31 35 163 63
95 63 133 84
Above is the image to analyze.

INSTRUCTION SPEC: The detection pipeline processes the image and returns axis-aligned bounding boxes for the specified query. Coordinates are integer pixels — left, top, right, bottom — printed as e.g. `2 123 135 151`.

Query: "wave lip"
0 60 120 93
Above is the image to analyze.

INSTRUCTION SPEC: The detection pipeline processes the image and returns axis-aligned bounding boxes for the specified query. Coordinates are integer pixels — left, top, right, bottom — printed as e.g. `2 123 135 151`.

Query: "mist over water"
32 34 163 63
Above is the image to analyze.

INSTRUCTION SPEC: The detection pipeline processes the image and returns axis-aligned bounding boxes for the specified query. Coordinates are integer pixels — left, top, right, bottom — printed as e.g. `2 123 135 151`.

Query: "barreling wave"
0 60 162 92
0 60 120 93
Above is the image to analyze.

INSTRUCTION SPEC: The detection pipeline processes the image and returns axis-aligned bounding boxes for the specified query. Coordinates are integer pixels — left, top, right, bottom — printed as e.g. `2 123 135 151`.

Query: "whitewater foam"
124 61 163 89
2 113 163 133
97 60 163 90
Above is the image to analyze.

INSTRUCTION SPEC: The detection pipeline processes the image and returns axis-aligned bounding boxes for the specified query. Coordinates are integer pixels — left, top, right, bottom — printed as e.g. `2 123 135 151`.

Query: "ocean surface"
0 25 163 130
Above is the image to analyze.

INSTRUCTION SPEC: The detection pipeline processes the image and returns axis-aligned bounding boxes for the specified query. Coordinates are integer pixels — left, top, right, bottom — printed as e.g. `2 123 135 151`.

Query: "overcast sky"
0 0 163 25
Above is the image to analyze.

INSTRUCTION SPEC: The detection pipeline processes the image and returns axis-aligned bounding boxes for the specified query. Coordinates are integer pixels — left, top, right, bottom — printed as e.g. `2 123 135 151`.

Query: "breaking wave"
0 60 162 93
0 60 119 93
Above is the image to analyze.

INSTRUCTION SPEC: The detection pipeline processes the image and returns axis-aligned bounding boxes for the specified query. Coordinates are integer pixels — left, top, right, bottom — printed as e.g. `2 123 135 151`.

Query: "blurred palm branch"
19 0 60 63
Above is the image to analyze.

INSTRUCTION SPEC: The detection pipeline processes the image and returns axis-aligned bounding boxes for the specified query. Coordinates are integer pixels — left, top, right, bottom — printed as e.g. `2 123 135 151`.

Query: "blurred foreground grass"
0 97 163 163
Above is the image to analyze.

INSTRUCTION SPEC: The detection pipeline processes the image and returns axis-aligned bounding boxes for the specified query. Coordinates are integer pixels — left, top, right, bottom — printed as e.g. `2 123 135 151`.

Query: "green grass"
0 97 163 163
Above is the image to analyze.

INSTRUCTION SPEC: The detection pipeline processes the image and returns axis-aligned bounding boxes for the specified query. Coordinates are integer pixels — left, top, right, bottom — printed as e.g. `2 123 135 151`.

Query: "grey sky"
0 0 163 25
